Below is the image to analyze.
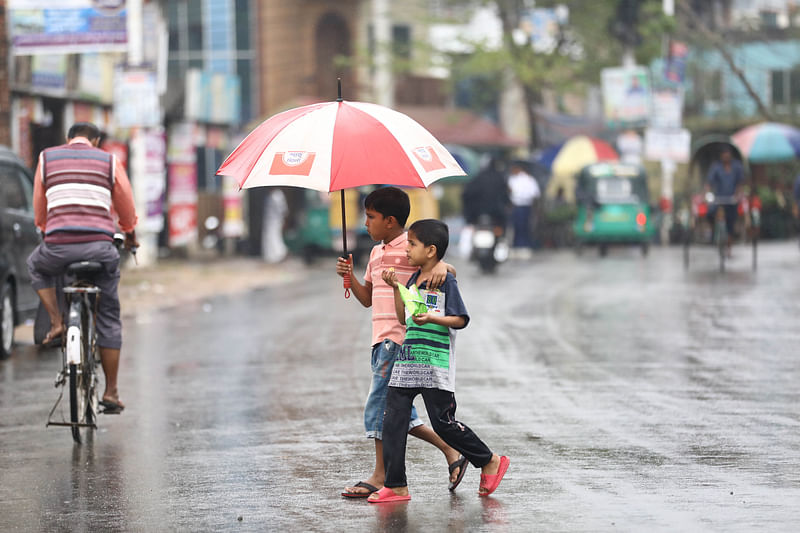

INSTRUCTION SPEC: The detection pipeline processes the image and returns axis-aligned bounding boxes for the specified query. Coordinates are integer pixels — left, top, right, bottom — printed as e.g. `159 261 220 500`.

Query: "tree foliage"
440 0 674 147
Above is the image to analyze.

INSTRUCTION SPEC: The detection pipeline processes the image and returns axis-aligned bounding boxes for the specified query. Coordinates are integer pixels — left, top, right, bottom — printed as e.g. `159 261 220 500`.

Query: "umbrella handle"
343 256 351 298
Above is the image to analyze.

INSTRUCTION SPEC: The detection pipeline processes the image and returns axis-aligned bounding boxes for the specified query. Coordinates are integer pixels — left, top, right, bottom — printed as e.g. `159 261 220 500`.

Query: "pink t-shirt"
363 232 417 346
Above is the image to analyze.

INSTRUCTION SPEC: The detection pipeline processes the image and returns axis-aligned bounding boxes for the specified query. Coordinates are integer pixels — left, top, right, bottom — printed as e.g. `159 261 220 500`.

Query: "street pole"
126 0 157 266
660 0 676 245
372 0 393 108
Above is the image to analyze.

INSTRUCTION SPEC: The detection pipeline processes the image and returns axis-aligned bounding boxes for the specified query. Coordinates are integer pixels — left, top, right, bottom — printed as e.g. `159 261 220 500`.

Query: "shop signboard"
9 0 127 55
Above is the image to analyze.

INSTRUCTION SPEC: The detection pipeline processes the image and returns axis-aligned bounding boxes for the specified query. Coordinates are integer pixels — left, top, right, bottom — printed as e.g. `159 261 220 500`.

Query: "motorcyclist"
26 122 138 413
461 155 510 229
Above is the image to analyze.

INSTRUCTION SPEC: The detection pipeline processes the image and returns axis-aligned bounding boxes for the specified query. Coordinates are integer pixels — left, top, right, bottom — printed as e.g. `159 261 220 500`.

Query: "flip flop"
478 455 510 497
367 486 411 504
99 399 125 414
448 455 468 491
341 481 379 499
42 327 65 347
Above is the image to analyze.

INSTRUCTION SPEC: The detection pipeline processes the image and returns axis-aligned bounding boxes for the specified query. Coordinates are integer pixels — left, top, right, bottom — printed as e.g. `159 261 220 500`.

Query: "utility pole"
0 1 11 147
372 0 393 108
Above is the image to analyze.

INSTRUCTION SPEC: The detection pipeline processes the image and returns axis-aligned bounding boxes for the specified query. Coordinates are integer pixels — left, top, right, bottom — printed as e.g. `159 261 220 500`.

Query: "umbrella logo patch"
270 151 316 176
412 147 445 172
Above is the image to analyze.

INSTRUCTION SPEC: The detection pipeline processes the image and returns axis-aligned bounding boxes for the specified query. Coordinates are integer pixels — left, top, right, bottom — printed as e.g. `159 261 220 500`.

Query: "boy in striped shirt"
336 187 465 498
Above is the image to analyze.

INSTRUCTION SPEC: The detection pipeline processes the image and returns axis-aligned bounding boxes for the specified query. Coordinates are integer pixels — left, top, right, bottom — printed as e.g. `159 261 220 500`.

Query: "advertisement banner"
113 68 160 128
601 66 651 126
221 174 244 238
130 128 166 233
644 128 691 163
650 88 684 129
78 53 116 103
101 139 128 171
167 123 198 247
31 54 68 91
9 0 128 55
185 69 241 125
664 40 689 85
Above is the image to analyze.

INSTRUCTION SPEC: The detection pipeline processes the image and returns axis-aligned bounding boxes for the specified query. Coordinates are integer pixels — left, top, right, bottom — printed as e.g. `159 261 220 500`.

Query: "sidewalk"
15 256 309 344
117 255 308 318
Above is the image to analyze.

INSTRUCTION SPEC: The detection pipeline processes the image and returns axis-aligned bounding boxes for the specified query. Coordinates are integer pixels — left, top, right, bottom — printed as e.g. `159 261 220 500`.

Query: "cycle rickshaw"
681 135 760 272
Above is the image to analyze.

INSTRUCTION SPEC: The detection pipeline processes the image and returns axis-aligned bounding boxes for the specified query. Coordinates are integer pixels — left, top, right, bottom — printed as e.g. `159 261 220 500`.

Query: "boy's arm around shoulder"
427 260 456 290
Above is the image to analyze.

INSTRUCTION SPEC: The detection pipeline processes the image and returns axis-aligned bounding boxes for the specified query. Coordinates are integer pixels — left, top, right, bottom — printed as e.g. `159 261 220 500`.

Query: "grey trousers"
27 240 122 349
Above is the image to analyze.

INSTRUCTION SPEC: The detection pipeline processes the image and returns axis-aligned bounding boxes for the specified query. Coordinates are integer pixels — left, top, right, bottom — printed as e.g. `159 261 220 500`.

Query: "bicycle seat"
66 261 104 277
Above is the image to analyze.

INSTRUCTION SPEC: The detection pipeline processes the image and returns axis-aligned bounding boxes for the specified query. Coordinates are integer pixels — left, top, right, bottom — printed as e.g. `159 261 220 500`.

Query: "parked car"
0 146 40 358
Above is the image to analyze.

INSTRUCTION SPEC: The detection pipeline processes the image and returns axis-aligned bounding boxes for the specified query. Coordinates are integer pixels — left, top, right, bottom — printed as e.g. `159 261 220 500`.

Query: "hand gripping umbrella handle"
342 257 351 299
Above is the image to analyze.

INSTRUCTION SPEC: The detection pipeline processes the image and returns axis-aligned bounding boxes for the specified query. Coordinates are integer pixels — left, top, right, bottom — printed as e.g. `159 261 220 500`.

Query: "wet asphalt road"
1 241 799 532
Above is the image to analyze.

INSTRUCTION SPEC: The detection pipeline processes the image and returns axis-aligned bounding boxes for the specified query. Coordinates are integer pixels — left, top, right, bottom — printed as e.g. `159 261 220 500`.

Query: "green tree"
441 0 673 149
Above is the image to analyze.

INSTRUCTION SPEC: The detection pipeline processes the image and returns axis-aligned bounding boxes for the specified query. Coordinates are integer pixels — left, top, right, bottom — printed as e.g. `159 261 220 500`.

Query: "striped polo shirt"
363 232 417 346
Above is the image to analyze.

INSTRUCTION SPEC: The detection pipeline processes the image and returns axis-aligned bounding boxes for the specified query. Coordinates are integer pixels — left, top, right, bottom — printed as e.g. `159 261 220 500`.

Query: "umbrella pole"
341 189 351 298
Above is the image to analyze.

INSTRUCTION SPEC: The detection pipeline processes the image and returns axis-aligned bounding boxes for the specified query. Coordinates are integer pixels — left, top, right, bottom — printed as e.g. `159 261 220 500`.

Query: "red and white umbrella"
216 95 465 296
216 100 465 191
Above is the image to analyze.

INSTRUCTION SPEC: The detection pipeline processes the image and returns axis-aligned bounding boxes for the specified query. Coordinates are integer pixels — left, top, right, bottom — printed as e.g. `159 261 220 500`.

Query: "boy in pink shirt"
336 187 466 498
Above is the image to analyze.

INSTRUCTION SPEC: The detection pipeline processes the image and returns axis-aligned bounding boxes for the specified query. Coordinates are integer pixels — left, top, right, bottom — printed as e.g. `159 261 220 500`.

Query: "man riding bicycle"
705 147 744 256
27 122 138 414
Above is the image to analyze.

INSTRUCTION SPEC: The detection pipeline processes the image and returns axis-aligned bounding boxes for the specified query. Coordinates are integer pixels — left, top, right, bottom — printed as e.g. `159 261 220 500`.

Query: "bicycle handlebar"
704 193 739 206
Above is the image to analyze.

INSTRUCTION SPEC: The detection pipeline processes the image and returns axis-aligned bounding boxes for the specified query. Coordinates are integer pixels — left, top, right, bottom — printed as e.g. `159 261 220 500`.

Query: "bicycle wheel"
68 362 87 443
83 300 98 427
66 304 89 444
715 216 726 273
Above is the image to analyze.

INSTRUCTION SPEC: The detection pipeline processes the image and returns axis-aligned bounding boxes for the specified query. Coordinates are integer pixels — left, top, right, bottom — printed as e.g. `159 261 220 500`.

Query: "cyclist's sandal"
42 326 65 346
99 399 125 414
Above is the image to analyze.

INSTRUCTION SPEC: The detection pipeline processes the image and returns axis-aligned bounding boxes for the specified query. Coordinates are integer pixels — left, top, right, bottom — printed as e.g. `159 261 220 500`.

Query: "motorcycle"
471 215 508 274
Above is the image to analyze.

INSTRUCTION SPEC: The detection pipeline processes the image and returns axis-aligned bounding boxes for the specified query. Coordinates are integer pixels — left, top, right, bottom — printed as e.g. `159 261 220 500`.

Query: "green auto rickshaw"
573 162 655 256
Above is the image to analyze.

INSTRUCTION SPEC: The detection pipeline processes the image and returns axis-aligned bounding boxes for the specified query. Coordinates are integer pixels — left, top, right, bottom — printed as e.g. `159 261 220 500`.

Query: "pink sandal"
478 456 510 497
367 486 411 503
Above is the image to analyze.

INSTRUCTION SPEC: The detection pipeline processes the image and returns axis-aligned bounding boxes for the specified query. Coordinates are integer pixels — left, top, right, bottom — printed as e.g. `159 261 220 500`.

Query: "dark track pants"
382 386 493 488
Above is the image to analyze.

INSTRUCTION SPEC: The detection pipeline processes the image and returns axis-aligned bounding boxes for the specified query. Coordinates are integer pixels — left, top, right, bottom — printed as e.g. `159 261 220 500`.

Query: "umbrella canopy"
542 135 619 201
731 122 800 163
217 100 465 191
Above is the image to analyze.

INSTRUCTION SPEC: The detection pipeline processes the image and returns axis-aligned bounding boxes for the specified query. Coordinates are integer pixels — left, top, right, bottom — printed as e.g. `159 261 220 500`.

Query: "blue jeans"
364 339 422 439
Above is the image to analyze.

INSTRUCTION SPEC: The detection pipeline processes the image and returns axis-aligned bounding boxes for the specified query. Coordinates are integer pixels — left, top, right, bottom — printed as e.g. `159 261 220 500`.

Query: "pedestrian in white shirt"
507 162 540 256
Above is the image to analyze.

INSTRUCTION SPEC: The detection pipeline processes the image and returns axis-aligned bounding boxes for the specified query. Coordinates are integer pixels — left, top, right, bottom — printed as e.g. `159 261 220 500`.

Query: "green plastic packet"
397 284 428 316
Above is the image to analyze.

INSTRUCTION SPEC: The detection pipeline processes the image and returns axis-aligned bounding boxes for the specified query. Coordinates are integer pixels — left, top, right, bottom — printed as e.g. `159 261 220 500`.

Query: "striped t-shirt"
389 271 470 392
363 232 417 346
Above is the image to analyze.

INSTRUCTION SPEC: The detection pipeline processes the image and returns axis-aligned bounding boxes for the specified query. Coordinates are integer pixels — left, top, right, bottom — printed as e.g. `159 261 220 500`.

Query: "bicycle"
710 194 737 272
46 234 135 443
683 192 756 273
